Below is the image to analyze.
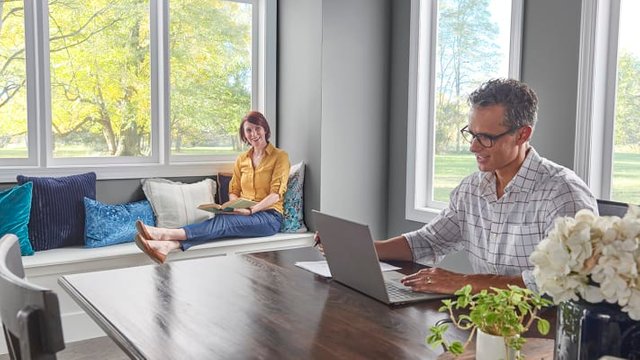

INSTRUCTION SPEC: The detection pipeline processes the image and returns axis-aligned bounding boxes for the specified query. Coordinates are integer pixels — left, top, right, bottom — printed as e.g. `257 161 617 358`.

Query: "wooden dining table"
58 247 555 359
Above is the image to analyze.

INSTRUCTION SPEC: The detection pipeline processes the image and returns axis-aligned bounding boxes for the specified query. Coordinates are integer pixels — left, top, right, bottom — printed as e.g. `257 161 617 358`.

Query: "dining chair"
0 234 65 360
596 199 629 217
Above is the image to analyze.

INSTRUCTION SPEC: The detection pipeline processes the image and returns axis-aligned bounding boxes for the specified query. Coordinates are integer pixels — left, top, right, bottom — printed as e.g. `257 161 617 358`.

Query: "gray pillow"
141 178 216 228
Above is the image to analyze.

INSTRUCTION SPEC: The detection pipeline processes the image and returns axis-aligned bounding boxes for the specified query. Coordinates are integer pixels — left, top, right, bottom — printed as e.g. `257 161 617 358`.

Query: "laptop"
312 210 449 305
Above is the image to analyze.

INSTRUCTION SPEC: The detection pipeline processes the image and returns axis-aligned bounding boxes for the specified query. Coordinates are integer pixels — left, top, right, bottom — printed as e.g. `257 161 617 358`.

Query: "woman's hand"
313 231 324 255
233 208 253 216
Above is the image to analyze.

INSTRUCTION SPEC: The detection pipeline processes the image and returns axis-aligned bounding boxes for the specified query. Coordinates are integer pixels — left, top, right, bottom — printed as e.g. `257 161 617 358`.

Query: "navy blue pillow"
84 198 155 248
216 172 232 204
17 172 96 251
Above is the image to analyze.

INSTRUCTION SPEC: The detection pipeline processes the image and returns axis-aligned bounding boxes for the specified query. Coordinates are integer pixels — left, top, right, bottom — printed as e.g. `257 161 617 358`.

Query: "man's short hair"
468 78 538 129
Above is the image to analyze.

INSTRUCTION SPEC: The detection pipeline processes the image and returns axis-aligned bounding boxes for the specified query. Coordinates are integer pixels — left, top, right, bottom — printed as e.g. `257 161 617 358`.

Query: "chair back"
596 199 629 217
0 234 64 360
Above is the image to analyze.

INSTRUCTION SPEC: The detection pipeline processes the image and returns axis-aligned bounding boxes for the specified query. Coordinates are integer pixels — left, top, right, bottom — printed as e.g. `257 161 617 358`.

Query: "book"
197 198 258 213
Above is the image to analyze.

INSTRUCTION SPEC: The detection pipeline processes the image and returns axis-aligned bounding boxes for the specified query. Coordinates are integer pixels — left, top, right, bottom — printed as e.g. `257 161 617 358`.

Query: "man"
377 78 596 294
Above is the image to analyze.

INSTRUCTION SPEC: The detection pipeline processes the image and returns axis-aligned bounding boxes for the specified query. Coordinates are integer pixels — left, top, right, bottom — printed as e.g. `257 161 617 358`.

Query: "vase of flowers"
530 206 640 359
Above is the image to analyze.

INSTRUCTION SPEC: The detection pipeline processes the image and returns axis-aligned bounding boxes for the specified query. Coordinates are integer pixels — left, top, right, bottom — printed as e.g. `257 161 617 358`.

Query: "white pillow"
141 178 216 228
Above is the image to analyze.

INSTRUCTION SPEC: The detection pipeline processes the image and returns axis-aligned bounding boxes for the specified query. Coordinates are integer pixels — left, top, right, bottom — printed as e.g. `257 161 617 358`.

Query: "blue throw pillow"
280 162 308 233
216 172 232 204
0 182 35 256
84 198 155 248
17 172 96 251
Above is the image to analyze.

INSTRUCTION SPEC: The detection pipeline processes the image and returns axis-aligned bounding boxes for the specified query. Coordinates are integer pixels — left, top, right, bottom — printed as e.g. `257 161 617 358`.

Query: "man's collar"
480 147 540 197
503 147 539 193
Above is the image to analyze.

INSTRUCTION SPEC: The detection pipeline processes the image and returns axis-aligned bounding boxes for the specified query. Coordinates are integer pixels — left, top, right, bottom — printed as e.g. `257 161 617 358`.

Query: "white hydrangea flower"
531 207 640 317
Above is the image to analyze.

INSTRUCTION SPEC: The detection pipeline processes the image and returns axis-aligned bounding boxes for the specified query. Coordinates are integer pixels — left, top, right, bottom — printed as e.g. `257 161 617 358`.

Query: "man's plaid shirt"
403 148 597 290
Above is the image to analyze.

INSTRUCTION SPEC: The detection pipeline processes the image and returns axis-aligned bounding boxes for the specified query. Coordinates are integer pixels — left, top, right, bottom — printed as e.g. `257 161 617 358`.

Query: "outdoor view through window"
0 0 252 160
432 0 512 202
611 0 640 203
0 0 27 158
169 1 252 157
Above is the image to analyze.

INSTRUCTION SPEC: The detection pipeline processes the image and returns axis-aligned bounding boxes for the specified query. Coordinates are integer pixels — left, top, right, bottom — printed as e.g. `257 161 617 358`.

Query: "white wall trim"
574 0 621 199
405 0 523 223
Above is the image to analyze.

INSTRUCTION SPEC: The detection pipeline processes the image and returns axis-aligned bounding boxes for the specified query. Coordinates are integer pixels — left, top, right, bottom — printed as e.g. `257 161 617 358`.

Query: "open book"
197 198 258 213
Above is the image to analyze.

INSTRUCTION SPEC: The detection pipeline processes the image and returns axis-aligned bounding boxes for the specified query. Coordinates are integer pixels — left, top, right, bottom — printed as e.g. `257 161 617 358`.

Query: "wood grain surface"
59 247 555 359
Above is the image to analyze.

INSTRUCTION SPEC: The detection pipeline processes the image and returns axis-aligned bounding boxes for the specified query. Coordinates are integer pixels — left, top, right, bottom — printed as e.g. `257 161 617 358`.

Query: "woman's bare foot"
135 235 180 264
136 220 187 241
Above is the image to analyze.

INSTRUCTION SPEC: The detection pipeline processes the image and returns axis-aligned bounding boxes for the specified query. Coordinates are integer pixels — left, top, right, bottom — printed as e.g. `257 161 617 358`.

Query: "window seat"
0 232 314 355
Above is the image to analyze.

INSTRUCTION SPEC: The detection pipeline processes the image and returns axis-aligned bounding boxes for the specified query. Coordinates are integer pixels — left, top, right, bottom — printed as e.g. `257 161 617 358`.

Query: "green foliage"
614 51 640 149
435 0 503 155
0 0 252 157
426 285 552 357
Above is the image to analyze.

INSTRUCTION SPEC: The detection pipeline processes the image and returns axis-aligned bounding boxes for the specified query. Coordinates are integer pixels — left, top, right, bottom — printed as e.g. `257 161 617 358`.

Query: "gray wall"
279 0 390 238
319 0 389 237
278 0 323 230
522 0 582 168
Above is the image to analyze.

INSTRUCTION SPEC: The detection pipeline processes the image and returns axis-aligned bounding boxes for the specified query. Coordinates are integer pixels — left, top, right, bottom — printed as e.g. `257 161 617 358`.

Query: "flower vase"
475 329 518 360
555 299 640 359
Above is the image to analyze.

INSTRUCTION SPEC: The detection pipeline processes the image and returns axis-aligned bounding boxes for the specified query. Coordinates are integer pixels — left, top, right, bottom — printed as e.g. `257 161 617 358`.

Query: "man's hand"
400 267 466 294
400 267 526 294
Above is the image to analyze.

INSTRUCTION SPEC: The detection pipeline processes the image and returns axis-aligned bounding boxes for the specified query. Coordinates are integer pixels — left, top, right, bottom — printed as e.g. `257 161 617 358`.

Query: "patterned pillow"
280 162 308 233
141 178 216 228
0 182 34 255
216 172 233 205
84 198 156 248
17 172 96 251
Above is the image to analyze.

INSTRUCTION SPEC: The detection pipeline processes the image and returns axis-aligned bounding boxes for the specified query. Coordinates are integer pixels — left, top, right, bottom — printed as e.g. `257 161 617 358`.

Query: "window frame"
574 0 621 200
405 0 524 223
0 0 276 182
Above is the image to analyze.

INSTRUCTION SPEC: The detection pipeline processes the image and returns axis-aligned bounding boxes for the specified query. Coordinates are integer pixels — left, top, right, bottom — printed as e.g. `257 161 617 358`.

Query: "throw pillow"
84 198 156 248
280 161 308 233
216 172 233 204
17 172 96 251
0 182 35 255
141 178 216 228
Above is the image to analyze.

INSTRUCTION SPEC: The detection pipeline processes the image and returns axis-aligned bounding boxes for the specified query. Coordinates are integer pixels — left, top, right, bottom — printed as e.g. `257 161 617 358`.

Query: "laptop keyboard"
385 282 424 301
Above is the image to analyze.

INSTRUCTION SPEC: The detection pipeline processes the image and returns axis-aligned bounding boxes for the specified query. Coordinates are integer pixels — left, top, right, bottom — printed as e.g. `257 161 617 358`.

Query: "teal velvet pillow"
280 162 308 233
0 182 34 256
84 198 156 248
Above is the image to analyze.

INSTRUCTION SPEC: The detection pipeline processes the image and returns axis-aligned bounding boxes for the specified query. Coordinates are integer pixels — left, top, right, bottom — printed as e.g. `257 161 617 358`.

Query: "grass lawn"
434 152 640 205
612 152 640 204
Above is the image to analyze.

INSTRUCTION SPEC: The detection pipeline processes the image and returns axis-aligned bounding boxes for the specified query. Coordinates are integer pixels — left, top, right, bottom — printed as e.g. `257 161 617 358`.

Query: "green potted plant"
427 284 552 360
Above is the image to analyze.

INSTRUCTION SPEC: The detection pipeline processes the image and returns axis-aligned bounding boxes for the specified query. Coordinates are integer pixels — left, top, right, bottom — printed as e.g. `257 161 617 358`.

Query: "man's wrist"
249 207 253 215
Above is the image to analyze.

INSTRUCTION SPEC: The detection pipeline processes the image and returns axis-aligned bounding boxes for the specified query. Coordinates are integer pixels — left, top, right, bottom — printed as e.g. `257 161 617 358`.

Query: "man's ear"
516 126 533 144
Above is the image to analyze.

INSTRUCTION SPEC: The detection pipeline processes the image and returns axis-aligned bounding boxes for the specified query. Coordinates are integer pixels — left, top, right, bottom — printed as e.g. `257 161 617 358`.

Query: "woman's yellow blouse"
229 143 290 214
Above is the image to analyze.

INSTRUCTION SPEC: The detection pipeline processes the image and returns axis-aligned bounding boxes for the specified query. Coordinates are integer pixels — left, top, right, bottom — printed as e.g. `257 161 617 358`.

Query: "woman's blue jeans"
180 210 283 251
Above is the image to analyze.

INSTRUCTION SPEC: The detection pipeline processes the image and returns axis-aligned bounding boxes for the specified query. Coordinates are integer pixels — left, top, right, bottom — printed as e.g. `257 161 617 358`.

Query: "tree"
434 0 502 153
0 0 27 150
1 0 252 157
614 51 640 151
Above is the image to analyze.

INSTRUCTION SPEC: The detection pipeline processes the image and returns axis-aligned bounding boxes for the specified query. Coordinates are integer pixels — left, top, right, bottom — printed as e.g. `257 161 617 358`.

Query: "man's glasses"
459 125 519 148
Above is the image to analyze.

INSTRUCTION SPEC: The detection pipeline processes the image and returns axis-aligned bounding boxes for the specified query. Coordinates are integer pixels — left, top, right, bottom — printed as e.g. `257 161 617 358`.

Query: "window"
575 0 640 204
0 0 28 161
406 0 523 222
169 0 252 159
0 0 275 181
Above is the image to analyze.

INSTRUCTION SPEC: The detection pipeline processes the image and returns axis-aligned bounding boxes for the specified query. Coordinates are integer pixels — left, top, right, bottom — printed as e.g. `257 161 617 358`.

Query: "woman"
135 111 290 264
